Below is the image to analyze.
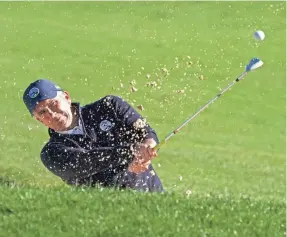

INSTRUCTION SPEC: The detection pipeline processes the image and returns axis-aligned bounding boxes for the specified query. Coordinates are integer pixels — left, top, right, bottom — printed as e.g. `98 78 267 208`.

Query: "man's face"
32 91 73 131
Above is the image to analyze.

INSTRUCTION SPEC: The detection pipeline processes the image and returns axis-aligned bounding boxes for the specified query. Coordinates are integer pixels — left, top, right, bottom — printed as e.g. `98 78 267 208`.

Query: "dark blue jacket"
40 95 163 192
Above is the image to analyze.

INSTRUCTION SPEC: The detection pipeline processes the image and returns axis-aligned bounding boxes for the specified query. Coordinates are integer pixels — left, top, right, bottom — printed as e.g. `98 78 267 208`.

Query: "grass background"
0 1 285 236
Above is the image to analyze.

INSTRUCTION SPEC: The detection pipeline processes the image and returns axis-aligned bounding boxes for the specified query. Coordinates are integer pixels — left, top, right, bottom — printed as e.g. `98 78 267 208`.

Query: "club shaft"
155 71 247 150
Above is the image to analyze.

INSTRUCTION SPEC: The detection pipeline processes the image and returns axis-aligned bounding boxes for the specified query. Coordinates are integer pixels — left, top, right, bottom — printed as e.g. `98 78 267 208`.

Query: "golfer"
23 79 164 192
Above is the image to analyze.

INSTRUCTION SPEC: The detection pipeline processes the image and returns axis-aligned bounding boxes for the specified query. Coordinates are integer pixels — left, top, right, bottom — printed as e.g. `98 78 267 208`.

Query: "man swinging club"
23 79 164 192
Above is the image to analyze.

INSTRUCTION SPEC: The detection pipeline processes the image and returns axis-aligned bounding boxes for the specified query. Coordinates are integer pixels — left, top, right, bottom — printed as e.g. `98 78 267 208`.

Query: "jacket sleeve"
40 142 133 181
104 95 159 143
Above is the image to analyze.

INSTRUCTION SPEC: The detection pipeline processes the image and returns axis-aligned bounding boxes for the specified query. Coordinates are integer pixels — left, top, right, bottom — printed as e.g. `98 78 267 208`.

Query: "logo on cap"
28 87 40 99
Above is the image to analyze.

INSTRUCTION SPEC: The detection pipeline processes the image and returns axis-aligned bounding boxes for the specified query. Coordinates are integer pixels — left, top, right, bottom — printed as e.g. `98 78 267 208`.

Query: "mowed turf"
0 2 285 237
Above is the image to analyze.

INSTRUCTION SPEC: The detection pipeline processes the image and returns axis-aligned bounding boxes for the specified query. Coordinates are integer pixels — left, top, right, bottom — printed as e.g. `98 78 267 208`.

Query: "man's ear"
63 91 72 104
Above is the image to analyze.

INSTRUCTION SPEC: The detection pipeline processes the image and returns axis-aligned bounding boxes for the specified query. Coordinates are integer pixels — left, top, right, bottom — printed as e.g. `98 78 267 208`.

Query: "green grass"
0 1 285 236
1 186 285 237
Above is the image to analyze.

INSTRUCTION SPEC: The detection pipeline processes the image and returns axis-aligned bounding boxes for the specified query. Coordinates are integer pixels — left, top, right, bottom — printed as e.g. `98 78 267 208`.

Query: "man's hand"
132 142 157 164
128 138 157 174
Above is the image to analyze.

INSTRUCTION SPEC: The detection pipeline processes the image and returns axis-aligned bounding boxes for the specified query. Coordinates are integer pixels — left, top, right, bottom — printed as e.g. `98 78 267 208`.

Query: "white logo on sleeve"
99 120 114 131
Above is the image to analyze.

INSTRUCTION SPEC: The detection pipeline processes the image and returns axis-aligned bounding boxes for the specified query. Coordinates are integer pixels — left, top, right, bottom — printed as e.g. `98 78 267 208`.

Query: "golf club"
154 57 264 150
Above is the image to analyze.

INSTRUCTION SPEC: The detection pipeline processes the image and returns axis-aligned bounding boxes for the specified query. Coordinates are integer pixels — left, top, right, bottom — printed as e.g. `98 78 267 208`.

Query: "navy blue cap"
23 79 63 114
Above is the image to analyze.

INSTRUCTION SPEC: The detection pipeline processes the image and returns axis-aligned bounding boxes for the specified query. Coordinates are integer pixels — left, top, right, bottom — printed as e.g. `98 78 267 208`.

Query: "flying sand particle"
137 105 144 111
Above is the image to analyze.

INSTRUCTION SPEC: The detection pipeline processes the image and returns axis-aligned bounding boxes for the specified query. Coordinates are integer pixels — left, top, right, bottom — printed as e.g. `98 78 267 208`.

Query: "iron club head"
245 58 264 72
